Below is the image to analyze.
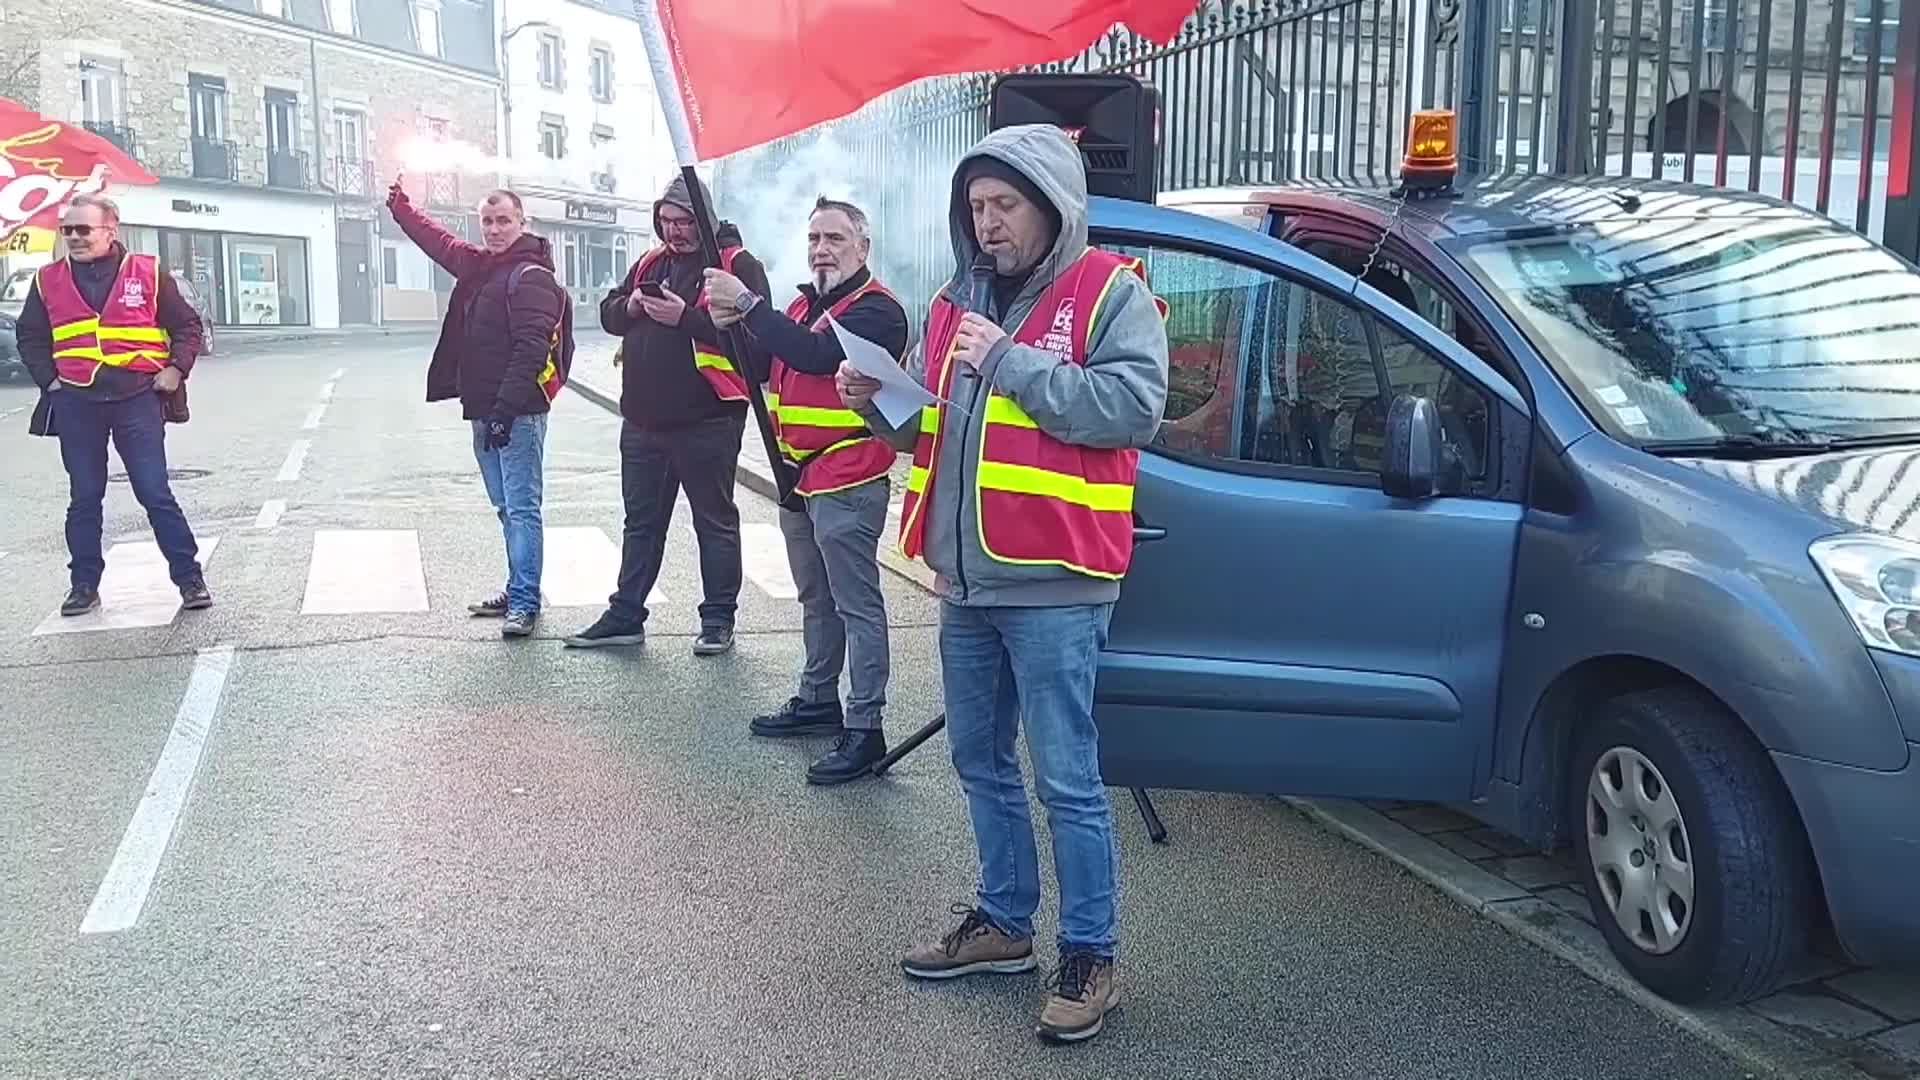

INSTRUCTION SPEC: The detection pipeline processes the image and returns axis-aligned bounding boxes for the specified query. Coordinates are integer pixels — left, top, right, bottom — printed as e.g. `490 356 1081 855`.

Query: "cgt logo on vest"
1037 297 1077 362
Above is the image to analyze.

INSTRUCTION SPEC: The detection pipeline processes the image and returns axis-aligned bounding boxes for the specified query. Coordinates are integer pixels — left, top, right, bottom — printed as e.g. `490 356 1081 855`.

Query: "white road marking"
740 522 798 600
318 381 335 402
541 526 665 607
79 645 236 935
275 439 310 482
252 499 286 530
34 538 222 636
330 367 345 380
301 529 429 614
301 404 327 430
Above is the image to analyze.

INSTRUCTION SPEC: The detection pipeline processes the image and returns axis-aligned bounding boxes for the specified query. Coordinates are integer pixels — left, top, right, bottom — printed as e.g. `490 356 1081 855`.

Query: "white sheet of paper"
828 314 942 430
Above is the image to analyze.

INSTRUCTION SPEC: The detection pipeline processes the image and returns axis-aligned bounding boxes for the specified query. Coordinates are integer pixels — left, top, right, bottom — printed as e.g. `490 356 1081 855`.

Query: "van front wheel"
1570 686 1814 1005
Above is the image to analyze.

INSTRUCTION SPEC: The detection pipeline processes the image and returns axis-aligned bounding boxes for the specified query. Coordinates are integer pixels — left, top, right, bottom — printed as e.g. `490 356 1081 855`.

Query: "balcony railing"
425 171 461 207
190 137 237 182
81 120 138 158
266 148 311 191
324 157 376 198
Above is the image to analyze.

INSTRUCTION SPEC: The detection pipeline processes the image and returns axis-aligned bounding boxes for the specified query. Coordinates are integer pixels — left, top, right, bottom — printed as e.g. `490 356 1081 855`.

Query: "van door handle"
1134 525 1167 542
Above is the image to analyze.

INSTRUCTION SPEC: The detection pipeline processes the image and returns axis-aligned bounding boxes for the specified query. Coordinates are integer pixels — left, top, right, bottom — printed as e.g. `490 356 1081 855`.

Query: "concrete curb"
569 373 1865 1078
1284 797 1878 1080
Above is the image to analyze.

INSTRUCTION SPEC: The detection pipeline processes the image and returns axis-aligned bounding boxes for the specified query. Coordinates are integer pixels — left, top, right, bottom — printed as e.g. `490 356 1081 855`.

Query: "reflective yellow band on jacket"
783 434 870 463
907 465 930 493
976 460 1134 513
55 346 105 361
694 349 737 372
984 396 1040 429
99 326 168 344
52 319 98 341
919 407 941 434
777 404 866 430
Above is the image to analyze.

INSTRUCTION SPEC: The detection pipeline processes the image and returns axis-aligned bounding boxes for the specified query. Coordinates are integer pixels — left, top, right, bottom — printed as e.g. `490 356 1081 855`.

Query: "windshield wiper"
1643 433 1836 458
1817 432 1920 452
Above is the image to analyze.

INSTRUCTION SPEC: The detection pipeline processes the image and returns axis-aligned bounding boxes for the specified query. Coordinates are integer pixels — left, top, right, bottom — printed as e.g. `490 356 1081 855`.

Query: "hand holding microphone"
954 251 1004 371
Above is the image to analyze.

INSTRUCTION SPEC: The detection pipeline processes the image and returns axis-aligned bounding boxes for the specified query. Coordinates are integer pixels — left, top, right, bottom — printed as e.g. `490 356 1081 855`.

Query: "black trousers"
609 413 744 629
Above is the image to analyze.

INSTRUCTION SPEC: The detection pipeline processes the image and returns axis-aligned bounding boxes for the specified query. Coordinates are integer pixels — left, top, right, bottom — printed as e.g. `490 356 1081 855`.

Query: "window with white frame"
1853 0 1900 60
78 58 125 127
590 46 613 103
539 115 566 159
413 0 442 58
538 32 562 88
326 0 355 34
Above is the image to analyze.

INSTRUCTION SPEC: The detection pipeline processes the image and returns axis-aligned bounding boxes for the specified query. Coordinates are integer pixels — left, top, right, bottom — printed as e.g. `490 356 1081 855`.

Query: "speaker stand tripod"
871 712 1170 844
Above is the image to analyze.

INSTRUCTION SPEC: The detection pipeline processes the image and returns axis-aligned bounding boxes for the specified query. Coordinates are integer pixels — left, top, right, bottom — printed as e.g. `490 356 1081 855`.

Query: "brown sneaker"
901 905 1038 979
1036 950 1119 1043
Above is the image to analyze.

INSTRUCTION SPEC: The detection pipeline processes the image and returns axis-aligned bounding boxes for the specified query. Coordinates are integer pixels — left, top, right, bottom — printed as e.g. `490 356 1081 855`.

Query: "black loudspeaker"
989 73 1159 203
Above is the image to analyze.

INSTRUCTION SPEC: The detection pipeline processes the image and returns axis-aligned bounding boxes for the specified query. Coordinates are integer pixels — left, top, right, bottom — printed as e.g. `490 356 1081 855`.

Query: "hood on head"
654 171 718 240
945 123 1088 294
504 230 555 270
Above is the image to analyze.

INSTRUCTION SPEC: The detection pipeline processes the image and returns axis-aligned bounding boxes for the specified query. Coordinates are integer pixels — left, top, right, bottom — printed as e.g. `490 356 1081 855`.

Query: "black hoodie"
388 190 571 420
601 173 770 431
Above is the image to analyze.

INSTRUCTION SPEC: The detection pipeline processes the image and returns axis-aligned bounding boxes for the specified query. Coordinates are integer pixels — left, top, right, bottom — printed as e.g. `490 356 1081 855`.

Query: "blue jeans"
472 413 548 614
940 601 1118 959
54 389 201 588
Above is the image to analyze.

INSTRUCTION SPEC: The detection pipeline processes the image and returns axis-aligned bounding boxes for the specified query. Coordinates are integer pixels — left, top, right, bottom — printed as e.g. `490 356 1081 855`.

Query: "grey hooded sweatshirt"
864 123 1171 608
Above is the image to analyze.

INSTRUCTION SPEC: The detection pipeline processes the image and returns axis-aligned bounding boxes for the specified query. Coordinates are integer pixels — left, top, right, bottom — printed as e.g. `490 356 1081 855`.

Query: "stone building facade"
0 0 501 329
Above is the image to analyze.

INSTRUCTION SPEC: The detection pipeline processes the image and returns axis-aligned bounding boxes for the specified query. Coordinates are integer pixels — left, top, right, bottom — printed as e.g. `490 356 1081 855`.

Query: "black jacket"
16 244 204 402
740 265 909 379
388 191 570 420
602 174 772 432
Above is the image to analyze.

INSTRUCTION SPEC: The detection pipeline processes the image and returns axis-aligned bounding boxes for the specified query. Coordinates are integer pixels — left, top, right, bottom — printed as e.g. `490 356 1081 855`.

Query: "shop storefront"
522 194 649 307
114 180 341 330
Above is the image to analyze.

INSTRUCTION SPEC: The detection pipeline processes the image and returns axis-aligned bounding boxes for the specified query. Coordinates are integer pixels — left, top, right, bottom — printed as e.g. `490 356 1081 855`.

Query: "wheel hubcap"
1586 746 1695 955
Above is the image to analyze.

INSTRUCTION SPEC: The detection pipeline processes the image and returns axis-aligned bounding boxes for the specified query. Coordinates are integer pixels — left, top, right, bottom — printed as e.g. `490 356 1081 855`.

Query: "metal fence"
711 0 1913 316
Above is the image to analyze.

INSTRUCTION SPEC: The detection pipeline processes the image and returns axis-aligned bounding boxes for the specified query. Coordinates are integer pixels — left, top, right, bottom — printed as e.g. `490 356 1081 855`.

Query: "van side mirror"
1383 393 1442 500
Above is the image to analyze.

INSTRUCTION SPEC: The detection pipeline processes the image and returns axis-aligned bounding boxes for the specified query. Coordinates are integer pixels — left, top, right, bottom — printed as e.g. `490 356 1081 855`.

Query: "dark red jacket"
388 191 571 420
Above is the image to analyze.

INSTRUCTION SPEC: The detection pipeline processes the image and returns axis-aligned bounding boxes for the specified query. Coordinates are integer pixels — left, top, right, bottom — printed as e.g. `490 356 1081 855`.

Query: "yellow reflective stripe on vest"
52 319 98 341
984 396 1040 430
907 464 931 493
99 326 168 344
976 460 1134 513
776 403 866 430
694 349 737 372
55 346 106 361
919 406 941 434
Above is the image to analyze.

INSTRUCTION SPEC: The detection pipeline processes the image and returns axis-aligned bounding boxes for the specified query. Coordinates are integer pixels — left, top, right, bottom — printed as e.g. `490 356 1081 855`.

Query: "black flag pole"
633 0 798 508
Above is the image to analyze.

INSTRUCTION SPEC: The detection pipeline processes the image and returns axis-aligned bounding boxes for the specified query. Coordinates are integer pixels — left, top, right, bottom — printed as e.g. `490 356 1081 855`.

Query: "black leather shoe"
693 626 735 656
750 697 845 738
807 729 887 785
179 578 212 611
61 585 100 617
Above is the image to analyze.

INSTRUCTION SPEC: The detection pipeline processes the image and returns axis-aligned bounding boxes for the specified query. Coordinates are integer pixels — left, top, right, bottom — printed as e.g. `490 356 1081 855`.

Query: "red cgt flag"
648 0 1198 161
1 97 157 252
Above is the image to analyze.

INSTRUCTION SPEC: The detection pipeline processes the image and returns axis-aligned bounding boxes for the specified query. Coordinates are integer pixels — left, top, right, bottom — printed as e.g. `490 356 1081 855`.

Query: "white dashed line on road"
79 644 237 935
253 499 286 530
330 367 345 380
318 381 335 402
302 404 327 429
276 439 310 482
300 529 430 614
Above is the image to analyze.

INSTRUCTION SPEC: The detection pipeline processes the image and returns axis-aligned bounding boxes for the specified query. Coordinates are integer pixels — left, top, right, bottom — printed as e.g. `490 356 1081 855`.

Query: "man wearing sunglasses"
17 194 210 617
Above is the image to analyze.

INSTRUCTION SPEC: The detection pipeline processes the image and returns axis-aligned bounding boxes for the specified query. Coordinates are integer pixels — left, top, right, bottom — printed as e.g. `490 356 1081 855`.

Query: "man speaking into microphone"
836 124 1168 1043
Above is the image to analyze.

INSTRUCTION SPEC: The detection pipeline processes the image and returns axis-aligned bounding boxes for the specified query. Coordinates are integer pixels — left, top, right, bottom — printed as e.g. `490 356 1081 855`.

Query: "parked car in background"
1088 114 1920 1007
0 306 24 382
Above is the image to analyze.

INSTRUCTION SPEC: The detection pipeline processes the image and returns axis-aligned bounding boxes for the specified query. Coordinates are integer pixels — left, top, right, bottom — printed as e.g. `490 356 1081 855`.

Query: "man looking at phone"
564 174 771 654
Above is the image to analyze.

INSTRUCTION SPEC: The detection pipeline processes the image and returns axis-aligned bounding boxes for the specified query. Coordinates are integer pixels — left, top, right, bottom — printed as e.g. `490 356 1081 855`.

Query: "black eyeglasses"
59 225 101 237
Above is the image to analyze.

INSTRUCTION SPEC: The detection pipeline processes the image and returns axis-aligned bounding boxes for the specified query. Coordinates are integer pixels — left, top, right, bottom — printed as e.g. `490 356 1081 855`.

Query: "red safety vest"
37 253 172 387
900 248 1157 581
767 276 900 497
625 243 750 403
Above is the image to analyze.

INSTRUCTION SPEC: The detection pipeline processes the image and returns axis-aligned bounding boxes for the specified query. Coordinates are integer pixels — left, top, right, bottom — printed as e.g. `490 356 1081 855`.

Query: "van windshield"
1453 217 1920 449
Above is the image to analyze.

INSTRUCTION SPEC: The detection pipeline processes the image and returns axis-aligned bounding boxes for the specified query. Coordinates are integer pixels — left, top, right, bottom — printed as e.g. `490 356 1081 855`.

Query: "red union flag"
646 0 1198 161
0 97 157 253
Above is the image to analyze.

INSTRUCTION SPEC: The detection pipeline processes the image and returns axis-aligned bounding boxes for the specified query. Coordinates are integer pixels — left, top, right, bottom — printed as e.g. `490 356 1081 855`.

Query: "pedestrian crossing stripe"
25 524 793 633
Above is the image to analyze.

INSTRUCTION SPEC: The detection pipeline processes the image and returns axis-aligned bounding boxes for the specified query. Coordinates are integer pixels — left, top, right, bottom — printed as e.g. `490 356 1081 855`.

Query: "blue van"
1087 165 1920 1005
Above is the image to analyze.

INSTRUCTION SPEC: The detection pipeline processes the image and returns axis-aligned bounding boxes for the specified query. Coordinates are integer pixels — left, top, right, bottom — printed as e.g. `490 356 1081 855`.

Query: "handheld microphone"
967 251 995 316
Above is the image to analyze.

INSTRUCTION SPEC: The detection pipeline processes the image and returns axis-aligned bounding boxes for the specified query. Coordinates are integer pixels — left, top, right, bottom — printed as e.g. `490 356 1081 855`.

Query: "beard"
813 267 845 293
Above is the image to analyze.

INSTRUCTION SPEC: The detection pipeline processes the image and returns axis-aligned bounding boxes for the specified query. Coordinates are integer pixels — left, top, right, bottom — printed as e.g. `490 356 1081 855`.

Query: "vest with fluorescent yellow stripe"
766 276 900 498
899 248 1158 581
626 242 751 403
37 253 172 387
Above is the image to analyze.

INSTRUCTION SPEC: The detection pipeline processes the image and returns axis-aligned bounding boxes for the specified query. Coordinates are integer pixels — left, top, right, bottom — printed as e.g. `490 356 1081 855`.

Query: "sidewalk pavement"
562 338 1920 1080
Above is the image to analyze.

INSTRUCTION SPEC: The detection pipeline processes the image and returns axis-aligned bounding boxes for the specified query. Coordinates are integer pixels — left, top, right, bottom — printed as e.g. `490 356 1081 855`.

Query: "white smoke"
713 116 972 326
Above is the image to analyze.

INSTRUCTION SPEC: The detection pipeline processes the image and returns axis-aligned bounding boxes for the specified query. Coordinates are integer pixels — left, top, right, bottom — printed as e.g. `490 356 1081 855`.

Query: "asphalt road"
0 338 1752 1079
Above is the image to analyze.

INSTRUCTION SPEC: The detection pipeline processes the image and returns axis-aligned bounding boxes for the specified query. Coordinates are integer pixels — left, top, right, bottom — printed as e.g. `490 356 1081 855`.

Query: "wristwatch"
734 289 762 315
